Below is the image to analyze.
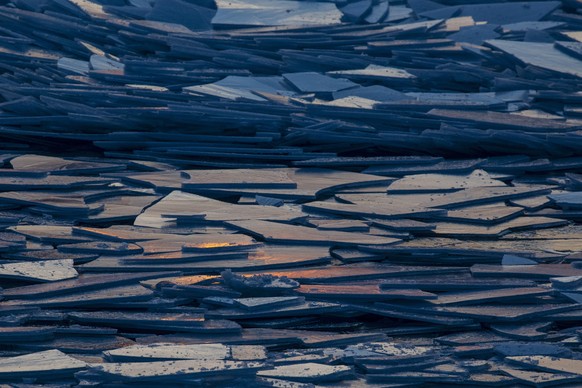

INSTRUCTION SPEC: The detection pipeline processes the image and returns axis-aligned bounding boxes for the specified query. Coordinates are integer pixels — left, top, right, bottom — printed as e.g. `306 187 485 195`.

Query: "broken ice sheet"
134 191 305 228
0 326 55 343
0 175 118 191
426 287 552 306
79 245 332 273
337 188 548 213
311 219 369 232
365 159 486 177
471 263 582 279
380 273 536 291
549 191 582 209
311 96 378 110
17 334 135 355
386 170 507 193
3 1 582 386
2 271 179 299
420 2 560 24
182 234 261 252
506 355 582 376
184 76 295 102
486 39 582 79
494 342 570 357
257 363 354 383
328 65 416 82
264 264 462 283
11 225 94 244
205 300 343 320
427 109 580 131
9 154 125 175
58 241 144 255
302 199 445 220
178 169 297 189
295 284 437 301
221 270 300 294
551 275 582 290
0 191 97 215
0 349 87 380
146 0 215 31
91 359 265 382
500 365 582 387
104 343 266 362
212 0 343 27
429 303 579 323
2 284 155 308
432 204 525 225
283 72 358 94
429 216 566 238
227 220 401 246
69 311 241 334
233 296 305 310
449 24 500 45
0 259 77 282
181 168 394 201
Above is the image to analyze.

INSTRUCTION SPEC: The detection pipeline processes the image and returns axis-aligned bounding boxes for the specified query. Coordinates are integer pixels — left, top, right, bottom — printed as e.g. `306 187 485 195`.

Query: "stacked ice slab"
0 0 582 386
